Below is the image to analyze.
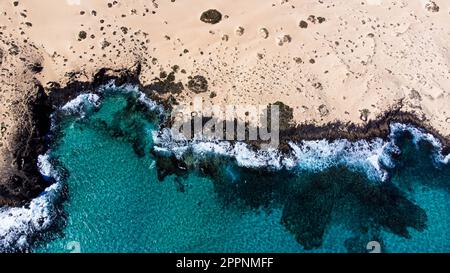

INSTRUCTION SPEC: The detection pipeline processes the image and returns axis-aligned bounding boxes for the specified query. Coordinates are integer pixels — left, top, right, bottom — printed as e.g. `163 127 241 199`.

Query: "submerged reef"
153 143 432 251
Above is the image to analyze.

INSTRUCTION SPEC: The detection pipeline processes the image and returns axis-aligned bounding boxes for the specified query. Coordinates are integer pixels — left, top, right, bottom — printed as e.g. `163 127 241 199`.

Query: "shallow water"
34 88 449 253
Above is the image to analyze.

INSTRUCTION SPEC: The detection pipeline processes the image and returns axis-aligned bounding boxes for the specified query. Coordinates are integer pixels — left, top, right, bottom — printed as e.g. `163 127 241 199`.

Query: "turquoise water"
35 89 450 253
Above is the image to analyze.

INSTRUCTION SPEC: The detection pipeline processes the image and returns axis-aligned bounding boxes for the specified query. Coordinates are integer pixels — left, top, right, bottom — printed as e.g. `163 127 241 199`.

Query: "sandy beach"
0 0 450 205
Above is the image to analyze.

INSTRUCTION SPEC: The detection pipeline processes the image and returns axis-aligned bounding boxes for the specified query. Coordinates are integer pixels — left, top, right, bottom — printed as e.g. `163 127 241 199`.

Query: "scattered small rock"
276 34 291 46
235 26 245 36
221 34 229 41
425 1 439 12
299 20 308 28
259 28 269 39
78 30 87 40
293 57 303 64
318 104 329 117
101 40 111 49
312 82 323 90
302 16 325 26
317 17 326 24
200 9 222 24
409 89 422 101
308 15 316 23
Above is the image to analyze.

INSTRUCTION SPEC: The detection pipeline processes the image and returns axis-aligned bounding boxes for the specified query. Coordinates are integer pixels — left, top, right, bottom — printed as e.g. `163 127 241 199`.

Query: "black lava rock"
299 20 308 28
188 75 208 93
28 62 43 73
200 9 222 24
78 30 87 40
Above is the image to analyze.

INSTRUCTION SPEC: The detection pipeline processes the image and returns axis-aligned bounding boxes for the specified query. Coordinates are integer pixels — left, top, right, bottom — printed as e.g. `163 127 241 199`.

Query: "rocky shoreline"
278 110 450 155
0 84 51 206
3 66 449 207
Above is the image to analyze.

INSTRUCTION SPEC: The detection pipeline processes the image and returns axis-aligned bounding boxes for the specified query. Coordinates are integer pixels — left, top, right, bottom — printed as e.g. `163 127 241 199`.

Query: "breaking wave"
60 93 100 117
0 154 62 252
153 129 391 181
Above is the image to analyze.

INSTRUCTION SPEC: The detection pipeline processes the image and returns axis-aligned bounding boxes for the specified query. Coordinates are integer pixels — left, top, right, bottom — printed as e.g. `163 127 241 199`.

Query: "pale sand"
0 0 449 202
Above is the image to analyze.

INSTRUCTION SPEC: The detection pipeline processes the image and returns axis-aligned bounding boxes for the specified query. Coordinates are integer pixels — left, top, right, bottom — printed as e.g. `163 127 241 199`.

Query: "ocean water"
28 87 449 253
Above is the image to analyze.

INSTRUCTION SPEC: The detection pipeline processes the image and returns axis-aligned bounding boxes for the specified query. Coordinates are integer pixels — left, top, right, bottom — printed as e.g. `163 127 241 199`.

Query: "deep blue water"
35 89 450 253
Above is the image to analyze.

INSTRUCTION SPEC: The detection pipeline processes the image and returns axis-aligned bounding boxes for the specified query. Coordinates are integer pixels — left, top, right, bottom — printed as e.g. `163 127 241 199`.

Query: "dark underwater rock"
281 173 337 250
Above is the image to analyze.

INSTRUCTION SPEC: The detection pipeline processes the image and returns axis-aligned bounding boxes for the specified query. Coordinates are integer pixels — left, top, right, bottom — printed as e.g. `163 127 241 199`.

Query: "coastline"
6 66 450 207
0 73 448 252
48 67 450 152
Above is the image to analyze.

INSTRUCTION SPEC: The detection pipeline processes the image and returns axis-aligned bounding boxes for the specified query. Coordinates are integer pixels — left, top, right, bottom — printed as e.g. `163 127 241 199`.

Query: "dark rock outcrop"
187 75 208 93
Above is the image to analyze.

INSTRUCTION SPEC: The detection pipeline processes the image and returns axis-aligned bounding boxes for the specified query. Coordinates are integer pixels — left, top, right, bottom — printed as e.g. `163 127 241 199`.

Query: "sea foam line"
98 82 163 113
389 123 450 165
153 128 391 181
153 123 449 182
60 93 100 117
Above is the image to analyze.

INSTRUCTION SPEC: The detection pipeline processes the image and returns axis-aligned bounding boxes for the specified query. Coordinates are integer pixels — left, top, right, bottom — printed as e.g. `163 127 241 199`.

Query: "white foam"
99 82 163 114
444 154 450 165
153 129 389 181
60 93 100 117
37 154 53 178
57 83 162 121
287 138 389 181
232 143 282 169
0 153 62 252
154 129 284 170
390 123 449 165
